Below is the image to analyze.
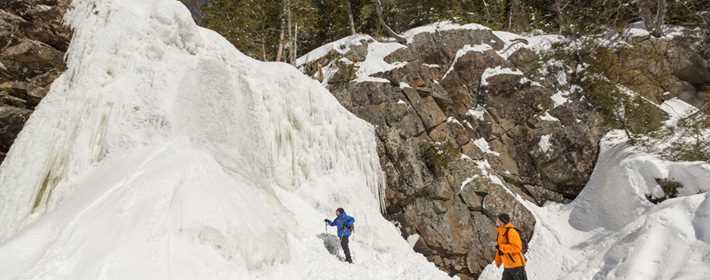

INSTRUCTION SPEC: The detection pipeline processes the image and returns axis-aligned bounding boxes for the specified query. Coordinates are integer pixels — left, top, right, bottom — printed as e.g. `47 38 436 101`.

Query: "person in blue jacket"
324 207 355 263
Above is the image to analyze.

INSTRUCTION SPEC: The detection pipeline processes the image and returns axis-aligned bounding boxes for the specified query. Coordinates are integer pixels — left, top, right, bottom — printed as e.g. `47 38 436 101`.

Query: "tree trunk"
555 0 568 33
276 0 288 61
481 0 491 24
346 0 356 35
276 29 285 61
653 0 666 37
506 0 514 31
638 0 666 37
291 23 298 64
373 0 406 44
261 40 267 61
287 0 292 61
506 0 525 31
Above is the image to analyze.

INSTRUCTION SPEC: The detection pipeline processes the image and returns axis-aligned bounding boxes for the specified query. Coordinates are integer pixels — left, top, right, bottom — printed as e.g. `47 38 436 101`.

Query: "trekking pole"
325 221 328 234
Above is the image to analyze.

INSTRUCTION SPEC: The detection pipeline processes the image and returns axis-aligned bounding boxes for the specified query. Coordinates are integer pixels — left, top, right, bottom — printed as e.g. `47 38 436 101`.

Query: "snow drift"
0 0 451 279
480 130 710 280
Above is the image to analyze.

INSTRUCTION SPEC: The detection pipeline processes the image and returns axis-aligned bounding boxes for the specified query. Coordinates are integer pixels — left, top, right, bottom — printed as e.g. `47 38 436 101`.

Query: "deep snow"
480 130 710 280
0 0 452 279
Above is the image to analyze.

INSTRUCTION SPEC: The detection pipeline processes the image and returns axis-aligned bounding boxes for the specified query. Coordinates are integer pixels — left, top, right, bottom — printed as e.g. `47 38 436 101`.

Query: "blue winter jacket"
327 211 355 238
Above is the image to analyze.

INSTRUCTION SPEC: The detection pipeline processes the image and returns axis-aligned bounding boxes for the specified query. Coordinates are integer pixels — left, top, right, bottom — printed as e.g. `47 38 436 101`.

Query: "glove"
324 219 331 224
495 245 499 251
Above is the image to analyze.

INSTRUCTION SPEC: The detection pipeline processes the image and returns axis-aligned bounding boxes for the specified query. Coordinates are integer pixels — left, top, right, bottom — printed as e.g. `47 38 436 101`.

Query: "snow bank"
480 130 710 280
297 35 405 84
620 21 700 41
571 131 710 231
403 21 490 41
296 34 373 66
695 194 710 242
623 27 651 39
354 42 407 83
481 66 523 86
659 97 699 127
494 30 566 59
442 44 493 79
0 0 451 279
473 138 499 156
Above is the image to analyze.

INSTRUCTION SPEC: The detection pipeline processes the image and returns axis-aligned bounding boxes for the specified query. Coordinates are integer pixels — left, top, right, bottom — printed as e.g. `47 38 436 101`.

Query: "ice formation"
0 1 451 279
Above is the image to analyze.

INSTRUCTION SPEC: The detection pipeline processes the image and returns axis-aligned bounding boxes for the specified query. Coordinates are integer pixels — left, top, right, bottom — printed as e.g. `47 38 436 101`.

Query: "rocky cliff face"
298 23 709 278
298 25 594 278
1 1 709 278
0 0 70 163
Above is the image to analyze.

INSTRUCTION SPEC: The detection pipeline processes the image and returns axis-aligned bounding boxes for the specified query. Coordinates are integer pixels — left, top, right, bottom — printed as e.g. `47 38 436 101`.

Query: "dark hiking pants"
340 236 352 263
502 267 527 280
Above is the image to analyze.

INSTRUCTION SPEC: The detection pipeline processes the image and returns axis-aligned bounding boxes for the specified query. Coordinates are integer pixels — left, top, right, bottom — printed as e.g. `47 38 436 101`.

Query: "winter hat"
336 208 345 214
497 213 511 224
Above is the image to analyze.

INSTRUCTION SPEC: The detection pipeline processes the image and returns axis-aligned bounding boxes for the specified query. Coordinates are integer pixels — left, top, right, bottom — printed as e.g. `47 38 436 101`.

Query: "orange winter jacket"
494 223 526 269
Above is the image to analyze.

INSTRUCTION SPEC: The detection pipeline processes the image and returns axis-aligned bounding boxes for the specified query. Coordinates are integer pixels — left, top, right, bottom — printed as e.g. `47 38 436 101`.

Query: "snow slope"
480 130 710 280
0 0 452 279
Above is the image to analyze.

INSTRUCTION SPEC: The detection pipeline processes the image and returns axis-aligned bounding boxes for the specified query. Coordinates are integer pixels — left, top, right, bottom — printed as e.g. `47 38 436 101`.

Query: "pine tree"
194 0 708 61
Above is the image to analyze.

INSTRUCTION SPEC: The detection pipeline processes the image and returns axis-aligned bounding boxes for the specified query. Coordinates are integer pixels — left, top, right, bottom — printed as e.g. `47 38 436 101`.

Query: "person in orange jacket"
494 213 528 280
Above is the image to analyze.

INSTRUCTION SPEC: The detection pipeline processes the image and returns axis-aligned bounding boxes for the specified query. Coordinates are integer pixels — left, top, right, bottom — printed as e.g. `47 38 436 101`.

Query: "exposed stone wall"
0 0 71 162
299 26 709 278
300 30 592 278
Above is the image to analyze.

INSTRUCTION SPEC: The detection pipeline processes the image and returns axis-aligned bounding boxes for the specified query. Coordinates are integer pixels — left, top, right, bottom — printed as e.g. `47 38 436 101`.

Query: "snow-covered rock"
296 34 374 67
659 97 699 127
354 41 406 83
403 21 491 42
480 66 523 87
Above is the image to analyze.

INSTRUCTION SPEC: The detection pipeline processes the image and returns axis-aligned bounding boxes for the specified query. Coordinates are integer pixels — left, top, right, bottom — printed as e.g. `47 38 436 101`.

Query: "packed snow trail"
0 0 452 279
480 130 710 280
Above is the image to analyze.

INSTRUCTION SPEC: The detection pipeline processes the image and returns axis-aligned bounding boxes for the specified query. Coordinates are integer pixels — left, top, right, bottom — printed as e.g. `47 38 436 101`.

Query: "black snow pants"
340 236 352 263
502 267 528 280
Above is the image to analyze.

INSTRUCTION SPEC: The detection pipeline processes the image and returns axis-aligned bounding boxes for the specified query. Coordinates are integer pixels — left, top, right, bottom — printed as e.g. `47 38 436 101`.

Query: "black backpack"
504 227 528 258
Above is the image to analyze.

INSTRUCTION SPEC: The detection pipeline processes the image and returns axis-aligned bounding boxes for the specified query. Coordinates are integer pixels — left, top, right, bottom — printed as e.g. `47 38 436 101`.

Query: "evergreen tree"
192 0 709 61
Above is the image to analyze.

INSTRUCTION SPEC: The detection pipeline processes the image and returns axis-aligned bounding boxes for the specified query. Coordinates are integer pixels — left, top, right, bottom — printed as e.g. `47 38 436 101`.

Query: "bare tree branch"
373 0 407 44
